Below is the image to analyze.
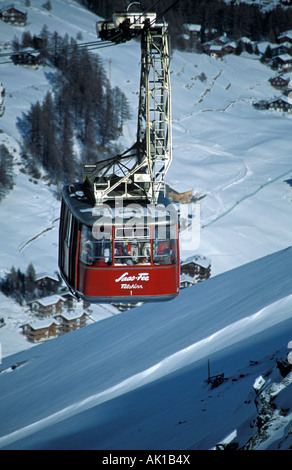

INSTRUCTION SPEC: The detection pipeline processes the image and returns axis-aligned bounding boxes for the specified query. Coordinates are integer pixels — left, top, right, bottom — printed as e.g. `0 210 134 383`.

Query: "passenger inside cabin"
80 225 112 266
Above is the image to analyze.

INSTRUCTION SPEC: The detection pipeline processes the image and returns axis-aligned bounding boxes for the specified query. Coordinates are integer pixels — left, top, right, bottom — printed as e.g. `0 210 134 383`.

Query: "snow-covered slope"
0 0 291 450
0 246 291 450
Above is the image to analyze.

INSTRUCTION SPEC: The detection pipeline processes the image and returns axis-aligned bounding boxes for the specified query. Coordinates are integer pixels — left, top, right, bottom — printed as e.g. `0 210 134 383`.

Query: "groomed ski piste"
0 247 291 450
0 0 291 450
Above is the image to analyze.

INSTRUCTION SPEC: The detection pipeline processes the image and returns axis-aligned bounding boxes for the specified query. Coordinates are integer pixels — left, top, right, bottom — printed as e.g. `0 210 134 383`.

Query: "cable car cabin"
59 183 180 303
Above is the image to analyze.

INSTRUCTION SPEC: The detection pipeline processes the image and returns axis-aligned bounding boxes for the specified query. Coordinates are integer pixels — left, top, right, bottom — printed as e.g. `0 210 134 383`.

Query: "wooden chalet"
207 44 225 58
179 273 195 290
182 24 202 49
54 312 88 334
166 185 193 204
268 96 292 113
20 319 60 343
269 75 290 90
35 273 60 292
11 48 42 67
0 4 27 26
61 293 78 310
215 36 230 46
222 42 237 55
27 295 64 318
180 255 211 283
272 54 292 71
278 32 292 45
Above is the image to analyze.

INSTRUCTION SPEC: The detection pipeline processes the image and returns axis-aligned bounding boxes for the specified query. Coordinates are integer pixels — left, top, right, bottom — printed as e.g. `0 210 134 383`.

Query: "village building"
207 44 225 58
182 24 202 49
253 99 269 110
180 255 211 283
278 31 292 45
272 54 292 71
165 185 193 204
269 75 290 90
268 96 292 112
215 35 230 46
21 307 88 342
11 48 43 67
61 293 79 310
20 319 60 343
222 42 237 55
35 273 60 292
270 42 292 57
0 4 27 26
179 273 195 290
27 295 64 318
54 312 88 334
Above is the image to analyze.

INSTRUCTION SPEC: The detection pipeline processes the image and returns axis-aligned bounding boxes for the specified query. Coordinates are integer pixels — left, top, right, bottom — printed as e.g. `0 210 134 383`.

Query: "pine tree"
59 112 75 182
26 263 36 294
0 144 14 201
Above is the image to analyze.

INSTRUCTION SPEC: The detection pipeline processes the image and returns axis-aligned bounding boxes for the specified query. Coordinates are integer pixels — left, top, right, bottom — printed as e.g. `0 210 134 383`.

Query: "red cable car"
58 11 180 303
59 183 179 303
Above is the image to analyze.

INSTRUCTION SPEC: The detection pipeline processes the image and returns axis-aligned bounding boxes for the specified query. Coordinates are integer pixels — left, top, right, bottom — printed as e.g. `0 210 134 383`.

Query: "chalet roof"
223 42 237 49
240 37 253 44
278 31 292 41
0 4 27 15
183 24 201 32
13 47 40 57
180 273 195 284
216 35 230 45
181 254 211 269
269 95 292 105
269 75 290 83
28 295 63 307
209 45 223 52
21 319 60 330
56 311 87 321
274 54 292 62
35 272 59 282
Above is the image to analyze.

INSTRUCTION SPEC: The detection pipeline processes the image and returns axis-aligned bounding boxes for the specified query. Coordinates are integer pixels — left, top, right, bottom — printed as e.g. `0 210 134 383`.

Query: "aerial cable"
0 0 179 65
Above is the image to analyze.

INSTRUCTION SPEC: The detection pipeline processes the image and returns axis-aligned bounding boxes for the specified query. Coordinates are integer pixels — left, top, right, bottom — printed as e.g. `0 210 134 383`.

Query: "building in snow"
268 96 292 113
20 319 60 343
0 4 27 26
21 311 88 342
269 75 290 90
11 48 43 67
27 295 64 318
165 185 193 204
180 255 211 283
179 273 195 290
272 54 292 71
278 31 292 45
54 312 88 334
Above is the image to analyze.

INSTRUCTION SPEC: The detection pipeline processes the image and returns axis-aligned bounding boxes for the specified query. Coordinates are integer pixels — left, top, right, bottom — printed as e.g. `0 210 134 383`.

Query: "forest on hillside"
80 0 292 45
16 29 131 186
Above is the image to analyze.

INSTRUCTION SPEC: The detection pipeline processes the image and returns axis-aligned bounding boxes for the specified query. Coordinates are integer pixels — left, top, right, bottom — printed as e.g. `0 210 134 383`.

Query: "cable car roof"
62 183 178 227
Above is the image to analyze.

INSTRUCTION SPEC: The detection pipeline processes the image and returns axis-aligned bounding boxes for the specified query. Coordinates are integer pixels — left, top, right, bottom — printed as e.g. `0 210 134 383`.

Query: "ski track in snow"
19 218 60 253
1 292 291 449
204 166 292 228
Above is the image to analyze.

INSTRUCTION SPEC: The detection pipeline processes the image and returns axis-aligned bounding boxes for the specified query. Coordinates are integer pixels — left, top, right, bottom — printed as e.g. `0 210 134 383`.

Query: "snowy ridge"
0 247 291 449
1 289 292 449
0 0 292 450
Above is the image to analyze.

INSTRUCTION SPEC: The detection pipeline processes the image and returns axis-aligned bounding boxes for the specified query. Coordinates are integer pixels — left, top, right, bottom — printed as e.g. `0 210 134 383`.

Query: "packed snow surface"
0 0 291 450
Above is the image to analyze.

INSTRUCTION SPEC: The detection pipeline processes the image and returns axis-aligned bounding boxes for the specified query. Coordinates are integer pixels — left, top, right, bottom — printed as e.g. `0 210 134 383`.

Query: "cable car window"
80 225 112 267
114 227 151 265
65 210 72 248
115 227 150 239
153 225 177 265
